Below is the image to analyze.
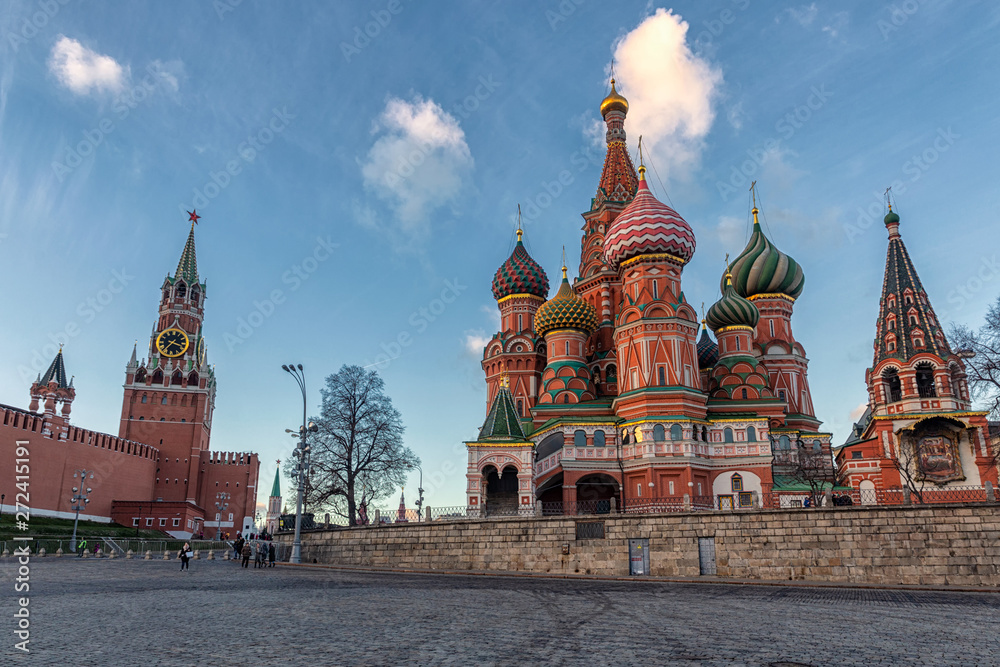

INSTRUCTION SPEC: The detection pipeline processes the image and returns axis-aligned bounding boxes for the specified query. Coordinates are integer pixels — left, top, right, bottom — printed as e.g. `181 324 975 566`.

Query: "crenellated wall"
0 404 158 521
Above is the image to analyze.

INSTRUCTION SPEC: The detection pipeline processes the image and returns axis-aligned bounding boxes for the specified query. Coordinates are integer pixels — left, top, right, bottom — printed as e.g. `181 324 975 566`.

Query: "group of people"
232 535 276 568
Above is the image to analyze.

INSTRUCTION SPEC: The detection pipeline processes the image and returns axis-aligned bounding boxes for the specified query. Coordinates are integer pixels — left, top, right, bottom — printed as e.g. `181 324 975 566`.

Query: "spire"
40 348 70 388
129 341 138 366
594 76 638 209
873 208 949 365
270 464 281 498
175 218 199 284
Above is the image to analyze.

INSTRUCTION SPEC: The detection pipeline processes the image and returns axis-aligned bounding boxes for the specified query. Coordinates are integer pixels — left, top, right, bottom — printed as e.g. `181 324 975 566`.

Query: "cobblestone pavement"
4 559 999 666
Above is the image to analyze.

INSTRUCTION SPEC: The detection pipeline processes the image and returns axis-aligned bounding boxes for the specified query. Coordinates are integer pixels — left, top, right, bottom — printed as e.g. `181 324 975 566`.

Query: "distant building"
0 219 259 538
265 464 281 534
466 80 833 513
836 208 998 491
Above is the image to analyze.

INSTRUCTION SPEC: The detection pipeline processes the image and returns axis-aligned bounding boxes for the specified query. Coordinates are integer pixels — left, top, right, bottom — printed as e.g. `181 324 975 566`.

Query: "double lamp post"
282 363 317 564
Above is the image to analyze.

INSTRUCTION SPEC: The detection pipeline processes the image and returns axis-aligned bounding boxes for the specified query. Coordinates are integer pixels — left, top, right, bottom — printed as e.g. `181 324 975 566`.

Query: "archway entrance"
575 473 619 513
483 464 519 515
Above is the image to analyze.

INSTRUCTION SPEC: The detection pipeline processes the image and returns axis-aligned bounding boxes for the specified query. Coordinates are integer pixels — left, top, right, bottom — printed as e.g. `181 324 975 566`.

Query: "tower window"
172 371 183 386
176 281 187 298
915 363 936 398
161 396 168 405
141 394 147 404
135 369 147 383
724 427 734 443
657 366 665 386
741 388 748 400
731 474 743 492
769 320 774 338
565 341 570 356
652 280 658 299
516 399 523 416
883 368 902 402
746 426 756 442
518 314 523 331
152 369 163 385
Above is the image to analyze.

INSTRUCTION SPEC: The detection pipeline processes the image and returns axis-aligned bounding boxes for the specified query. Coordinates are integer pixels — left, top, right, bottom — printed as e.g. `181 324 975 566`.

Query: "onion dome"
603 167 696 270
600 78 629 117
534 267 599 337
884 209 899 225
706 274 760 331
724 206 804 300
492 229 549 300
697 322 719 368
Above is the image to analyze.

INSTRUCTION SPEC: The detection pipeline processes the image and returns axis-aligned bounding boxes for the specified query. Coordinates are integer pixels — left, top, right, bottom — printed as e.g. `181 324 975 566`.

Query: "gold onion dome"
534 267 599 337
600 78 629 117
723 207 804 300
706 274 760 332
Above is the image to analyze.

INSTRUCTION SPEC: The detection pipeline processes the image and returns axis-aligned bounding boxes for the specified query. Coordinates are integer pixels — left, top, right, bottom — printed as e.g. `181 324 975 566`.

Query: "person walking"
268 542 276 568
180 542 191 571
234 536 244 562
77 538 88 557
254 541 263 569
241 541 251 568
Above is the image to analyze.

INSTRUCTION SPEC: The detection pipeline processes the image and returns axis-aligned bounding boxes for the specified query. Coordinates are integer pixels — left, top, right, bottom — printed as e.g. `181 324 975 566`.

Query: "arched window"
172 371 184 386
909 315 918 326
135 368 146 383
657 366 665 386
731 474 743 492
724 427 734 443
887 295 896 309
653 424 665 441
593 430 606 447
152 369 164 385
573 430 587 448
190 287 200 305
779 435 791 450
887 317 896 330
746 426 756 442
915 362 936 398
701 426 708 442
516 398 523 417
141 394 148 404
812 440 822 452
175 281 187 299
670 424 683 440
883 368 902 402
622 429 630 444
188 372 199 387
606 364 617 380
562 394 569 404
161 396 168 405
741 388 748 399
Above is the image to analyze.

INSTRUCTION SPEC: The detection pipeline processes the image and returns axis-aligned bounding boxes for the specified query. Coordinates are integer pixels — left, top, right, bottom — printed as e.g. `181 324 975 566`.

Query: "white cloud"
785 4 819 27
849 402 868 423
727 102 746 131
463 329 491 356
48 35 127 96
716 214 748 250
359 95 473 238
607 8 723 182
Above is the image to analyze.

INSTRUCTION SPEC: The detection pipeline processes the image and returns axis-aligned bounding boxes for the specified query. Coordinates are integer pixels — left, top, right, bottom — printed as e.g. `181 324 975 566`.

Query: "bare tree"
286 365 418 525
888 436 932 503
950 295 1000 419
788 442 839 507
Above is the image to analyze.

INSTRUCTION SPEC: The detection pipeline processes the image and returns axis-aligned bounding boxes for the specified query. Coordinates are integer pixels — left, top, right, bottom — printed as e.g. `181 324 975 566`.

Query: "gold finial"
723 253 733 286
561 246 567 279
700 302 707 328
750 181 760 223
885 186 893 211
516 204 523 242
500 371 510 388
637 135 646 181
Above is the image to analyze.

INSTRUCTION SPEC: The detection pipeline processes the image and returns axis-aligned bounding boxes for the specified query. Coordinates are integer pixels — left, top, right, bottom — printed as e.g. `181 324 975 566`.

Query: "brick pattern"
286 504 1000 587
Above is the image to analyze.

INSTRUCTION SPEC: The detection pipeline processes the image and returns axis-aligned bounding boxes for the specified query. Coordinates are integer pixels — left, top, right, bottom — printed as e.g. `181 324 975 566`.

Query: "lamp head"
297 364 303 371
281 365 289 372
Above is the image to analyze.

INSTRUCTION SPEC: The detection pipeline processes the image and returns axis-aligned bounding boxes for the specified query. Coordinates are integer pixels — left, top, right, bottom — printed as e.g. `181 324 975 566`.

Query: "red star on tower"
187 209 201 225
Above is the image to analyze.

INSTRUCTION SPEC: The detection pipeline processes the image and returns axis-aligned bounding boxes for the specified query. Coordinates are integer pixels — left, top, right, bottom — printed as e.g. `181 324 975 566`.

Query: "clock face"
156 328 190 358
196 337 206 366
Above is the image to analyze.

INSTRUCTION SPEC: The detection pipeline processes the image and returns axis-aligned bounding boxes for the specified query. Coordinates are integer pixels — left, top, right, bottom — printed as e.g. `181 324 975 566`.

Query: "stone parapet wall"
282 504 1000 587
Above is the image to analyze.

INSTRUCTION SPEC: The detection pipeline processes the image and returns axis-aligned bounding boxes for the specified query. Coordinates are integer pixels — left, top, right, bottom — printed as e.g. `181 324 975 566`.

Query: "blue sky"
2 1 999 513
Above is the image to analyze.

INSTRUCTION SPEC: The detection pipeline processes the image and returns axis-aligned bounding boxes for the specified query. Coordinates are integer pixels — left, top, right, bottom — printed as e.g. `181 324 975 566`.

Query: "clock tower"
118 215 217 505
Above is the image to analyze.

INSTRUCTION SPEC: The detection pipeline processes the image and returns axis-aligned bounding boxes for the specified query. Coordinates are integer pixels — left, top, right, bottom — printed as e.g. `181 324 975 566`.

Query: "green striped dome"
534 270 598 337
706 276 759 331
724 211 804 300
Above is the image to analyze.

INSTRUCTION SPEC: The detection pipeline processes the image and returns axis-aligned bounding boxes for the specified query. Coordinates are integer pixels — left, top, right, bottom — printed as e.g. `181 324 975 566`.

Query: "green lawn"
0 515 167 541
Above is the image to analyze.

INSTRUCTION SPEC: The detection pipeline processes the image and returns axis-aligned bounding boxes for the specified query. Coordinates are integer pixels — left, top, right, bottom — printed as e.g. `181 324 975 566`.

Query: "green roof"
772 476 851 492
270 467 281 497
175 224 199 284
478 386 527 441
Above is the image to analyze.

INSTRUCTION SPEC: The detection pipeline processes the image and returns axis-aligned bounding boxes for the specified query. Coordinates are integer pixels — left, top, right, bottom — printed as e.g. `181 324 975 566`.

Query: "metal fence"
761 485 996 509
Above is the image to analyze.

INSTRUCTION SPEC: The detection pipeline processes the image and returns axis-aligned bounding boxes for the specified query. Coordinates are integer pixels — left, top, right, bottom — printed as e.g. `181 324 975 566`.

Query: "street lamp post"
69 469 95 553
282 364 317 564
215 492 230 540
414 467 425 521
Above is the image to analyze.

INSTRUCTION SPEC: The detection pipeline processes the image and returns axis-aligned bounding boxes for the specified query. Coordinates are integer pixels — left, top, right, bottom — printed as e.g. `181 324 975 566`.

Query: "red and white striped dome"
603 169 696 270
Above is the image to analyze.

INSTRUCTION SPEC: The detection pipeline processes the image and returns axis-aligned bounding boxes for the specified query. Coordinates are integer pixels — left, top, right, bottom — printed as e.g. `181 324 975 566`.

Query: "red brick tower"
484 227 550 417
119 220 216 505
29 349 75 439
577 79 639 395
838 206 996 489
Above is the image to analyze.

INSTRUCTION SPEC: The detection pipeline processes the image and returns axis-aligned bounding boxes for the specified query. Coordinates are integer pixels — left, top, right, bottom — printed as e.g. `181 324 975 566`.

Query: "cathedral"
465 81 833 512
0 217 259 538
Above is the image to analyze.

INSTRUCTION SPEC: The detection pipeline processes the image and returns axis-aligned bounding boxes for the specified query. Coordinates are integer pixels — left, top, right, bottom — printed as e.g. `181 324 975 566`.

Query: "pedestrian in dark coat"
268 542 276 567
241 542 251 568
180 542 191 571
